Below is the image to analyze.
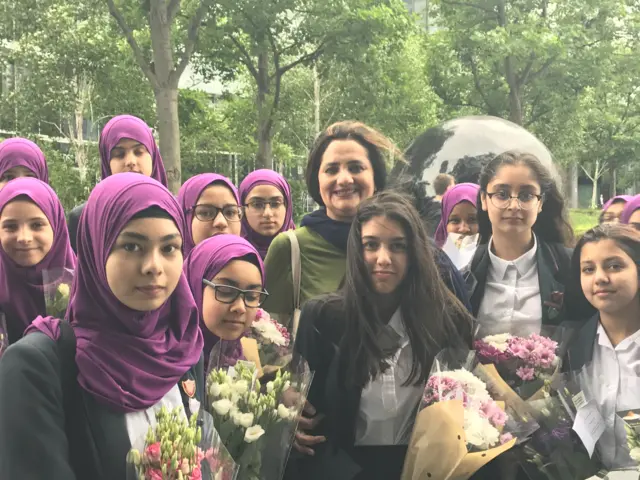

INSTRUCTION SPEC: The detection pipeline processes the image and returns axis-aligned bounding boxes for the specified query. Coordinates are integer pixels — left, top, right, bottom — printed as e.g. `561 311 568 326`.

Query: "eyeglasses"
191 204 243 222
202 279 268 307
244 199 285 213
486 191 543 210
630 222 640 232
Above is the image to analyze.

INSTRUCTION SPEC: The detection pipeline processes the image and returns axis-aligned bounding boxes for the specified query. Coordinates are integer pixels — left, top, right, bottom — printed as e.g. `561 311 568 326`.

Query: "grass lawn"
569 209 600 237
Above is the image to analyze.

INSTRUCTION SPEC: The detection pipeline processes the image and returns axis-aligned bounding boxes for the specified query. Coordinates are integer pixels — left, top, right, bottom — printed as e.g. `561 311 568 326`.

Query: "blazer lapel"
564 314 599 373
537 243 565 326
466 244 490 316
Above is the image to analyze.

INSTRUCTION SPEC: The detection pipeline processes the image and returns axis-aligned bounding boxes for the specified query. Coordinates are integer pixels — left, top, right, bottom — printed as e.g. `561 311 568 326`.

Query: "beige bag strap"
285 231 302 336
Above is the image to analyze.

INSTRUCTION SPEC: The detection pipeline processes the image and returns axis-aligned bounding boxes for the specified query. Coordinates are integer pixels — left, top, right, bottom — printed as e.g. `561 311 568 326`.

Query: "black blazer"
67 202 85 253
464 239 595 326
0 324 204 480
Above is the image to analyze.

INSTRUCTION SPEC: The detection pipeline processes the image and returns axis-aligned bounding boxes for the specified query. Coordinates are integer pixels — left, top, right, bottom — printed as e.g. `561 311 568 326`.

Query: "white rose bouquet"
206 342 313 480
42 267 74 319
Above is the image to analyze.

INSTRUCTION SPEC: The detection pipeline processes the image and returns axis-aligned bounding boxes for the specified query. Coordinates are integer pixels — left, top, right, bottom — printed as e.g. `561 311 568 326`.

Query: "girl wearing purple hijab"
178 173 243 255
621 195 640 229
0 177 75 344
239 169 295 258
67 114 168 252
0 173 203 479
601 195 633 224
0 137 48 189
434 183 480 247
184 234 267 366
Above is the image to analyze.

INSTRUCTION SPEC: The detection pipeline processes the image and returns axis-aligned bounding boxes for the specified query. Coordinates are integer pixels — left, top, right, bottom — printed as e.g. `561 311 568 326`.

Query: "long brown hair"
305 121 403 206
338 191 472 388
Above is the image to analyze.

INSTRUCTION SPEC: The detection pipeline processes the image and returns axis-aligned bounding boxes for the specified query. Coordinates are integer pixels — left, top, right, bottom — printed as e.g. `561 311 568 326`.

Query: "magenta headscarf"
0 178 75 343
177 173 240 255
184 234 264 363
0 137 48 183
239 169 295 259
621 195 640 224
28 173 203 413
99 115 168 186
602 195 633 212
434 183 480 247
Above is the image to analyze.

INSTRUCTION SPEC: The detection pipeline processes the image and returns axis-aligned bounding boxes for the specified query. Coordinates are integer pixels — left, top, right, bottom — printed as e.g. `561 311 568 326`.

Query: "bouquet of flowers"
0 312 8 359
42 268 74 319
206 341 313 480
126 406 239 480
243 309 291 373
475 331 561 399
402 349 538 480
519 374 604 480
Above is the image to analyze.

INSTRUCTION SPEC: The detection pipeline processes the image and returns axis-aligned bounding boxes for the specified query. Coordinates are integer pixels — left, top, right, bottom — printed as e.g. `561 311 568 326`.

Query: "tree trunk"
154 87 181 193
498 0 523 126
313 64 321 137
255 51 273 170
589 160 599 209
610 163 617 196
569 162 579 209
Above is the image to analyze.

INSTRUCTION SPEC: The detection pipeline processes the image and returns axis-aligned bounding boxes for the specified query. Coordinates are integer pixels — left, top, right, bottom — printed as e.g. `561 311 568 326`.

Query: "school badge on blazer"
182 379 196 398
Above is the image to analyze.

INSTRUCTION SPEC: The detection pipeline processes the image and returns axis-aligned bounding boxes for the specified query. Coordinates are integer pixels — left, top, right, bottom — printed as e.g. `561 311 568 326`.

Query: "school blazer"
67 202 85 253
464 239 596 325
0 323 204 480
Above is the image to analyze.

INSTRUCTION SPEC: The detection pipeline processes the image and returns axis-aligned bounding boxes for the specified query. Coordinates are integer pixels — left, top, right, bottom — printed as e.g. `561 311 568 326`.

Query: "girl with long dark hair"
291 191 473 479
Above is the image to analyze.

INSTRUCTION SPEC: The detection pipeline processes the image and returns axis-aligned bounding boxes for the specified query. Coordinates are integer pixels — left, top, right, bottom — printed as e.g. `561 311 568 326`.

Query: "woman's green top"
262 227 346 316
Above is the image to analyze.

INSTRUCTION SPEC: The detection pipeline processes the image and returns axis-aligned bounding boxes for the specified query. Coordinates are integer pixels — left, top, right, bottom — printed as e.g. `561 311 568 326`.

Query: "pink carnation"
189 466 202 480
500 433 514 444
480 400 507 427
147 468 164 480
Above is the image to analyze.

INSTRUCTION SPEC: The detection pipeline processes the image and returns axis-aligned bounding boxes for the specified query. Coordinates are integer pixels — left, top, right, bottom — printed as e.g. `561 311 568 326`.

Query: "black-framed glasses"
486 191 543 210
191 204 243 222
202 279 268 307
244 198 285 213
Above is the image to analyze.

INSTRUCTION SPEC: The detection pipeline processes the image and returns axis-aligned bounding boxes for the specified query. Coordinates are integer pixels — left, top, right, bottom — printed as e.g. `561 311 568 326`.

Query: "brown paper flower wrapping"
401 400 516 480
240 337 284 378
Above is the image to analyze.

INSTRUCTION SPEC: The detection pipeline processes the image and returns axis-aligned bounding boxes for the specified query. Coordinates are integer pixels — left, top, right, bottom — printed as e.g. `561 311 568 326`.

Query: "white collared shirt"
578 324 640 469
125 385 186 453
476 236 542 336
354 309 424 446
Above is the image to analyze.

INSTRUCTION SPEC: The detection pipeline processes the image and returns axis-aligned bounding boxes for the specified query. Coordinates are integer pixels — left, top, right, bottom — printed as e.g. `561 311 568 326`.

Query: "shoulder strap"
285 230 302 310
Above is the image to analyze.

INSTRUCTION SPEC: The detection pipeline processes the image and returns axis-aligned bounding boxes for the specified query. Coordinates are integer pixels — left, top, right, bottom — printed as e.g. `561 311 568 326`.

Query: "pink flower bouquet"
474 333 560 399
245 309 292 373
126 406 239 480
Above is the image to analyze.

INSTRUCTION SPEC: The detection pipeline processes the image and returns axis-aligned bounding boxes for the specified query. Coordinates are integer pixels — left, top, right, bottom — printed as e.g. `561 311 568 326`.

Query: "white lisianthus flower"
266 381 274 394
212 399 233 416
209 383 222 398
244 425 265 443
630 447 640 462
283 381 291 391
218 383 231 398
277 403 291 420
233 380 249 396
239 412 254 428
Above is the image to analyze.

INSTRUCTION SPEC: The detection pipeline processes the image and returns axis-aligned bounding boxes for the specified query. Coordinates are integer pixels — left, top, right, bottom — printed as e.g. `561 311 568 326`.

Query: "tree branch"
171 0 212 83
106 0 157 88
278 43 326 76
229 35 259 80
525 56 557 84
167 0 181 23
468 55 498 113
517 54 536 86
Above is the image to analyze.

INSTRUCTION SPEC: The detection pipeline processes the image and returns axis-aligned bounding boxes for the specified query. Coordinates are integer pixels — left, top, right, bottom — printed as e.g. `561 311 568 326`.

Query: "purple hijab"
239 169 295 259
0 137 48 183
621 195 640 224
434 183 480 247
177 173 240 255
602 195 633 212
99 115 168 187
184 234 264 363
0 178 75 341
28 173 203 413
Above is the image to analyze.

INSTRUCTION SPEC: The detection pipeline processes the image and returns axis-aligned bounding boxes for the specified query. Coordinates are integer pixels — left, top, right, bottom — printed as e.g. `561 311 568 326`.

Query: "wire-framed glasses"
191 204 243 222
202 279 268 307
244 198 285 214
486 191 543 210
